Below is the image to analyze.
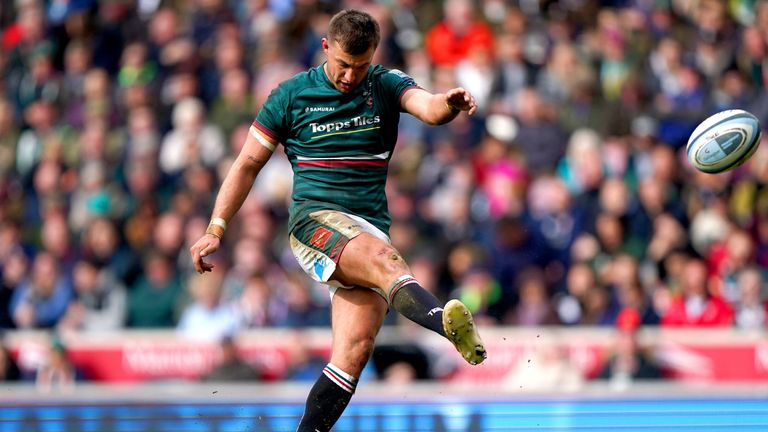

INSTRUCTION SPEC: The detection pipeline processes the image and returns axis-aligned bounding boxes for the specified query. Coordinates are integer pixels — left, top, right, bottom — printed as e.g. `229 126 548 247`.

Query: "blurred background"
1 0 768 430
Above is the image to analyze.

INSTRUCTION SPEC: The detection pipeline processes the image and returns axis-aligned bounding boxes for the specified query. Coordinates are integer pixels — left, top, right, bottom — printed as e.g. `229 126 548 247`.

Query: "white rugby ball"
686 109 762 173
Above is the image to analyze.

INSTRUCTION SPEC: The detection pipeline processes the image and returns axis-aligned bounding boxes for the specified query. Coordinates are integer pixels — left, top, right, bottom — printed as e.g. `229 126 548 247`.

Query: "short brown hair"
327 9 380 55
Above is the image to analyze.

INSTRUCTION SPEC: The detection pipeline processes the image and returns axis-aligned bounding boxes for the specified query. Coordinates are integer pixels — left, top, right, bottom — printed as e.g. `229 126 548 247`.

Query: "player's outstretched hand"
190 234 220 274
446 87 478 116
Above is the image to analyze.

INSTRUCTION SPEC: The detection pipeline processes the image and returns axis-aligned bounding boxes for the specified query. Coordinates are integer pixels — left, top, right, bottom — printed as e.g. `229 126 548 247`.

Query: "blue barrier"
2 398 768 431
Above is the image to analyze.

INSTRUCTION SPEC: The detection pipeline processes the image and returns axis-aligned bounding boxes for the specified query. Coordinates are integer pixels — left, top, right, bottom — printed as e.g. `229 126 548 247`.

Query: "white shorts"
289 210 390 300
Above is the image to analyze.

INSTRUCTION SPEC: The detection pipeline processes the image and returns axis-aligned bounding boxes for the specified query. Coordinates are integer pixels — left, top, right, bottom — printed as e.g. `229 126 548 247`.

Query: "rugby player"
190 9 486 431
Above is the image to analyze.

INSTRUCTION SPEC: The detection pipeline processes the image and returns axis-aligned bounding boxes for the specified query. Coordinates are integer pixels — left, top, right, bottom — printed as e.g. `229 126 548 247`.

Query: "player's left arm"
401 87 477 126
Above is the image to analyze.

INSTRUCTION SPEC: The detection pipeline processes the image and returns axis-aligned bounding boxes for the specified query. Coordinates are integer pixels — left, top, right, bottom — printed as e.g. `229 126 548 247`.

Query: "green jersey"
253 64 419 234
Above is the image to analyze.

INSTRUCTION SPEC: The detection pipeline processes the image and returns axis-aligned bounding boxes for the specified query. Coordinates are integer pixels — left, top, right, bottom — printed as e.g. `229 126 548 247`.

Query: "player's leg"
289 208 485 367
333 232 487 365
296 287 387 432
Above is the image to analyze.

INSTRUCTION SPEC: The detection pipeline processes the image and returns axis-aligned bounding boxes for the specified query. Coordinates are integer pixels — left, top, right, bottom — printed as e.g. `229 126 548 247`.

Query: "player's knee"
370 245 409 278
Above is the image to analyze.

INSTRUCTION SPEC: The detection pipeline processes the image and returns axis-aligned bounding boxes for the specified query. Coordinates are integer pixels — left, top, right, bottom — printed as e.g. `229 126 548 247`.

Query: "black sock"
388 276 446 337
296 364 357 432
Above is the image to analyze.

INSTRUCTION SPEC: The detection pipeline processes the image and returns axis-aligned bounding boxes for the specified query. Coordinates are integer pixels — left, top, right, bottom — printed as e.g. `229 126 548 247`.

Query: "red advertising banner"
6 328 768 383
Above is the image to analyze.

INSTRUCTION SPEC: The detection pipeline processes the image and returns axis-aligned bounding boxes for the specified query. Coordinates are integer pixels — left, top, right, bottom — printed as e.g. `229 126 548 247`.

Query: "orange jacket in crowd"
425 21 495 66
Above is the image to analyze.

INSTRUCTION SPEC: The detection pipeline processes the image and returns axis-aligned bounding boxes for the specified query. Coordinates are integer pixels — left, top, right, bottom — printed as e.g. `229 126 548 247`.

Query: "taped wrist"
206 218 227 238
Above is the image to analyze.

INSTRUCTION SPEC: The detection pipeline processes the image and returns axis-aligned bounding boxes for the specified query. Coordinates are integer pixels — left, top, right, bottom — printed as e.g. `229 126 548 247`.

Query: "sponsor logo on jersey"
305 106 336 112
309 115 381 134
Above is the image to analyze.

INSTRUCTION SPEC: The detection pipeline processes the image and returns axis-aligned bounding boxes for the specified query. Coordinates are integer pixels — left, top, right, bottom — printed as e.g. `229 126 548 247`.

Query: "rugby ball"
686 109 762 173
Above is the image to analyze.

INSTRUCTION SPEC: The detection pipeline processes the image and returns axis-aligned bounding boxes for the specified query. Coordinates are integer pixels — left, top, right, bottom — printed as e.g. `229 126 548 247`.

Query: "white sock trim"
323 363 357 394
387 274 419 304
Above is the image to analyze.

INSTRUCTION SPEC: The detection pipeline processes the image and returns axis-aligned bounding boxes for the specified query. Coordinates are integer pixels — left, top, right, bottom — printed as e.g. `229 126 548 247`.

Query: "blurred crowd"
1 0 768 348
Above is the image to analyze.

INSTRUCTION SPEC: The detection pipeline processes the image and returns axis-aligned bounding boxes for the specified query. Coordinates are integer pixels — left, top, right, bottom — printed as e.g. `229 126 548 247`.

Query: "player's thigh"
333 232 411 291
290 208 408 292
289 209 368 284
329 287 387 376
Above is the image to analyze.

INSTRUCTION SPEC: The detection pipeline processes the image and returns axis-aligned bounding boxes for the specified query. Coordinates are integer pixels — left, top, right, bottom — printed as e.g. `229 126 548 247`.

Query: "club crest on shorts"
310 227 333 249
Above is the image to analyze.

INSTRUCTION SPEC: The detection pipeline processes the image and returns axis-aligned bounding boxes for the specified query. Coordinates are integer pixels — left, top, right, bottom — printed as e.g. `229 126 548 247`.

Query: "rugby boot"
442 299 487 365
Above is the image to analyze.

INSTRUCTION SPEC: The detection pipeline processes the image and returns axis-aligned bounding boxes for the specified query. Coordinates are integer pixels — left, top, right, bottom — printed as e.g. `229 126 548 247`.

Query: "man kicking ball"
190 9 486 431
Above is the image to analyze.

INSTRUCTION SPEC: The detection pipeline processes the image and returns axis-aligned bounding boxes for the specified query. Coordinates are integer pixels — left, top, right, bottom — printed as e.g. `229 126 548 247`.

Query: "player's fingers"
447 87 464 102
189 238 209 272
199 242 217 257
190 249 203 273
468 96 478 115
191 256 202 274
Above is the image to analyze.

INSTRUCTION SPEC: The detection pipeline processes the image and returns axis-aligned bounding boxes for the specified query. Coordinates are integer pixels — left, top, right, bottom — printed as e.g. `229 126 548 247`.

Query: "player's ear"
321 38 330 52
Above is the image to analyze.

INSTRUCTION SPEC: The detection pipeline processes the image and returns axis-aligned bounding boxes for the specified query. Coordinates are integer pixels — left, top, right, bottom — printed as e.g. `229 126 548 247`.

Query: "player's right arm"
189 126 278 273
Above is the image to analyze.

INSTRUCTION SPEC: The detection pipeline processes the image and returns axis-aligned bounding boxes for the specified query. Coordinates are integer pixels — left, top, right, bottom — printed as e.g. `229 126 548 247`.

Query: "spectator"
511 89 568 174
526 175 582 273
159 97 225 176
280 273 329 328
707 228 756 303
451 267 503 324
208 68 254 138
145 7 186 76
67 161 126 232
238 274 286 328
425 0 494 67
556 262 596 326
489 28 528 113
372 342 431 382
35 338 85 393
10 251 73 329
16 100 69 179
557 128 605 197
203 335 261 382
661 257 734 327
473 127 528 220
221 237 271 301
71 68 118 135
596 309 664 390
152 210 186 259
126 251 182 328
60 40 92 129
0 99 19 176
733 267 768 329
506 267 560 326
14 43 62 112
283 331 329 382
198 28 245 106
0 343 21 382
80 217 137 285
487 216 548 304
40 211 78 274
178 272 241 342
58 259 126 332
0 248 28 329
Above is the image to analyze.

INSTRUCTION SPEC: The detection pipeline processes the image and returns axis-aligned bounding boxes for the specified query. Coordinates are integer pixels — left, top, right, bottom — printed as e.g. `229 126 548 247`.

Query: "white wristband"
210 217 227 229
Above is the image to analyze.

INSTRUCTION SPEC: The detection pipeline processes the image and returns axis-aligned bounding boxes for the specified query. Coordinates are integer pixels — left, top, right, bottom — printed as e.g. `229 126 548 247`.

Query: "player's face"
322 38 374 93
